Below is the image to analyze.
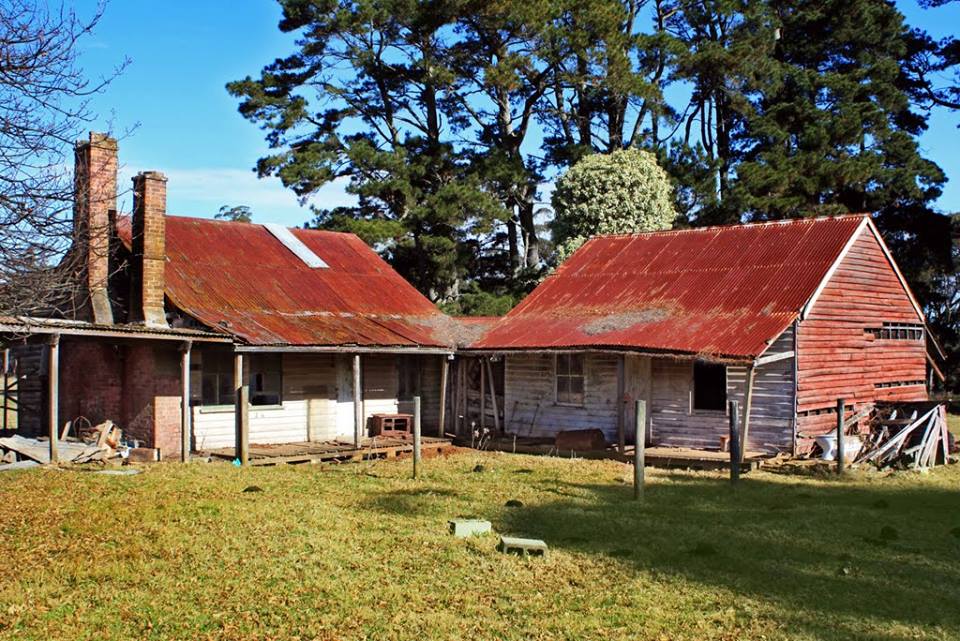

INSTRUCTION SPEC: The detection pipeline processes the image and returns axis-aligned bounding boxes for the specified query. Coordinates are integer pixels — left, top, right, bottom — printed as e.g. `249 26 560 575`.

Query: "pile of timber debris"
0 420 128 470
856 403 956 470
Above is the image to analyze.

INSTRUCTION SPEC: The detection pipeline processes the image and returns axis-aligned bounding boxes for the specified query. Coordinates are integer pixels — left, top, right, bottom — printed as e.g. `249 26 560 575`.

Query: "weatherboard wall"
796 226 927 441
503 334 795 453
191 352 443 450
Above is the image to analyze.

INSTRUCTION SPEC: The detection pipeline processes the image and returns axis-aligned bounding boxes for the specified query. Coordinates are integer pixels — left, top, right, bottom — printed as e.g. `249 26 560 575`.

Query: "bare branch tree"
0 0 127 318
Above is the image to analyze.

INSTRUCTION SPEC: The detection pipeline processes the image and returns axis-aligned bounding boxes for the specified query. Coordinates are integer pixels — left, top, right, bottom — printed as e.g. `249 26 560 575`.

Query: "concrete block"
498 535 548 556
449 519 492 538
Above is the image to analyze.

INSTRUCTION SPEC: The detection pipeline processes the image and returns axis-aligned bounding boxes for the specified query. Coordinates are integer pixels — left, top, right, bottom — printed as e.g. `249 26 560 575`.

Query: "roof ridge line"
589 213 870 241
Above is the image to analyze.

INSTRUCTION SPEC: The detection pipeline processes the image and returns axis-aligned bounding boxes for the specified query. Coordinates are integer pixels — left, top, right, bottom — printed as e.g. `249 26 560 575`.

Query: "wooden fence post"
729 400 741 484
836 398 845 475
413 395 421 479
634 399 646 500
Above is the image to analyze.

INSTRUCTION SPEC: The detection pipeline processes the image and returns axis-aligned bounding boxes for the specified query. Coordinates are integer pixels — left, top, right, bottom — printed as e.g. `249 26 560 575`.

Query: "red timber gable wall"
796 225 927 444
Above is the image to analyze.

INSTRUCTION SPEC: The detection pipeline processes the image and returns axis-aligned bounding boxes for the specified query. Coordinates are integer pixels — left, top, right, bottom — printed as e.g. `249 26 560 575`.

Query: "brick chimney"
73 132 117 324
130 171 168 327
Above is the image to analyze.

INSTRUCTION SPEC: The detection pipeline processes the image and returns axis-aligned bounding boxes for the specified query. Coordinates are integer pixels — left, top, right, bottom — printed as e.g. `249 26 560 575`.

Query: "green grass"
1 454 959 641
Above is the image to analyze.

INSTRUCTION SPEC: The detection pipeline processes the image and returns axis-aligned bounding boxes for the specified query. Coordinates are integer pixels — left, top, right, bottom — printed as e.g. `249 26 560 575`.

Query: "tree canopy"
231 0 958 384
552 148 676 259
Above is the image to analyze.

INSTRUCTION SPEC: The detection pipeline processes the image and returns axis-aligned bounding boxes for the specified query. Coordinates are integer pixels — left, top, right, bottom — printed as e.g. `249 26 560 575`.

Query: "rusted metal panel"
473 216 867 359
117 216 454 348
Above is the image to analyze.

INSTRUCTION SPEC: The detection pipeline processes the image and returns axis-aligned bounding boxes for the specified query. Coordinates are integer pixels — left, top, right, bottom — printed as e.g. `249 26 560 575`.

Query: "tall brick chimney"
73 132 117 324
130 171 168 327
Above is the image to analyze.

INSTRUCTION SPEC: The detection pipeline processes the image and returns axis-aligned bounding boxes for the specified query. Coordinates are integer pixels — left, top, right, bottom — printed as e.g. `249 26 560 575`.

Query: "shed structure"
470 216 938 454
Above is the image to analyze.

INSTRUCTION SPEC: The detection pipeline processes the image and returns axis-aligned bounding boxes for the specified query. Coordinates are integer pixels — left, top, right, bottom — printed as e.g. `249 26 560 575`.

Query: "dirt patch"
581 307 672 336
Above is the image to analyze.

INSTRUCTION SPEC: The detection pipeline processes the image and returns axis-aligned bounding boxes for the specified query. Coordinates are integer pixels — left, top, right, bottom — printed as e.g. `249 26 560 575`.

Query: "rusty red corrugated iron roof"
118 216 454 348
471 215 869 359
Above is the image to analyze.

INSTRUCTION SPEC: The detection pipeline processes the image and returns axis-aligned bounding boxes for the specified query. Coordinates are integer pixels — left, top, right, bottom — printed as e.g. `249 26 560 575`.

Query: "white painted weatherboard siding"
503 353 619 442
193 402 309 450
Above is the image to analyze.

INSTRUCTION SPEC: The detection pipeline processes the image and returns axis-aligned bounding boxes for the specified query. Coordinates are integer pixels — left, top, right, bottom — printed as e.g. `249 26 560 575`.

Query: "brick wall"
120 344 183 458
59 342 123 432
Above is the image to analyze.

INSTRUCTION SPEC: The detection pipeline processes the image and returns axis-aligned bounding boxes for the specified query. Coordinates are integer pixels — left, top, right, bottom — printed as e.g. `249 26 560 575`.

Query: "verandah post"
413 395 421 479
729 400 741 484
234 351 249 466
47 334 60 463
180 341 192 463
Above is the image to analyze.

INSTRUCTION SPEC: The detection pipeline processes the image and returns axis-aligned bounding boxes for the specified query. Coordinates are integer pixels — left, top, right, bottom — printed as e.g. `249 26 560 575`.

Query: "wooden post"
47 334 60 463
740 364 756 462
413 395 421 479
180 341 192 463
353 354 362 447
485 357 500 433
234 352 249 465
480 357 486 432
836 398 845 475
438 356 449 437
634 399 646 500
2 347 9 432
729 400 741 484
616 355 626 456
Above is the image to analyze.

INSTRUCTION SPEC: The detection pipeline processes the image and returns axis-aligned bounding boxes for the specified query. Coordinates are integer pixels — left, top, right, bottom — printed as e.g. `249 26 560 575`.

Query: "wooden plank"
740 364 755 461
485 357 500 434
438 356 449 437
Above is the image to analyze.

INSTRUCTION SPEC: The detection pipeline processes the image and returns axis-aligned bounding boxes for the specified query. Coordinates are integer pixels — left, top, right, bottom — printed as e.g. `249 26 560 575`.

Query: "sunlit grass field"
1 452 958 640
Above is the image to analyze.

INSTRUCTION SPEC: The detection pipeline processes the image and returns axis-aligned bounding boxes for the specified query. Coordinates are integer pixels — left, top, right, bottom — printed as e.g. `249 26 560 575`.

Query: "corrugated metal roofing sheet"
472 216 868 359
118 216 454 348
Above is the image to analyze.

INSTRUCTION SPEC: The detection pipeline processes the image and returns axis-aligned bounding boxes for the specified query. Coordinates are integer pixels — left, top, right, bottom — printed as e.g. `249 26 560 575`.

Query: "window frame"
248 353 283 407
554 353 586 407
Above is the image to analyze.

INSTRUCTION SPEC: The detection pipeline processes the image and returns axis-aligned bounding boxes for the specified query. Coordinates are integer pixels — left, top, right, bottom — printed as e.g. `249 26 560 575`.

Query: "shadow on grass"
364 486 461 516
497 476 960 641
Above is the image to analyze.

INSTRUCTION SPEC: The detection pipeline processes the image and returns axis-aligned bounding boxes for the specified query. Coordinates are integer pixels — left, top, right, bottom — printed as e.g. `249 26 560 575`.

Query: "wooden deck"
469 436 769 471
630 446 768 472
202 436 454 466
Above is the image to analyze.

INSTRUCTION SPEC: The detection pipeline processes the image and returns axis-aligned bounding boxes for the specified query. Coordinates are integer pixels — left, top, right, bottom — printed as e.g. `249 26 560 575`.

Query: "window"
200 352 282 406
555 354 585 405
866 322 923 341
201 351 235 406
249 354 282 406
693 361 726 411
398 355 420 399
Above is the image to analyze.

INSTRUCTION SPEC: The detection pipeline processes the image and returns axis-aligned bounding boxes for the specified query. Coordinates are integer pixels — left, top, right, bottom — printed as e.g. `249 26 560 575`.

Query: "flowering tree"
551 148 676 260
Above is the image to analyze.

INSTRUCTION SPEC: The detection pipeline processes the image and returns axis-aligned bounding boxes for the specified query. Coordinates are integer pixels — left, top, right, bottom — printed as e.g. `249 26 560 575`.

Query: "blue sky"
77 0 960 227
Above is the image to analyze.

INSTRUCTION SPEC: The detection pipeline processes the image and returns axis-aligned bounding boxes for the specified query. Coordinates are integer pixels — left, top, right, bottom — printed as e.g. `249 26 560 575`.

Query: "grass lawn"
1 453 958 641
